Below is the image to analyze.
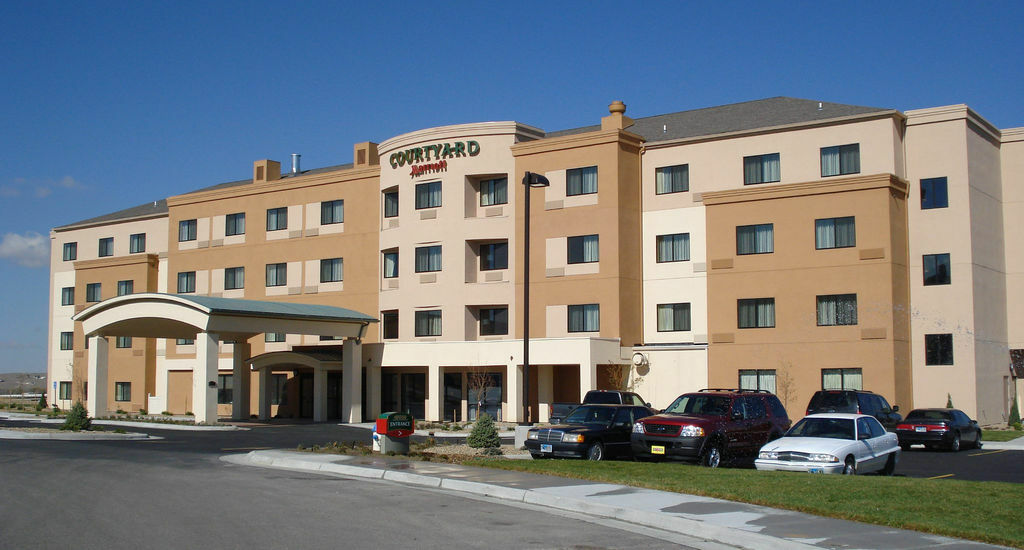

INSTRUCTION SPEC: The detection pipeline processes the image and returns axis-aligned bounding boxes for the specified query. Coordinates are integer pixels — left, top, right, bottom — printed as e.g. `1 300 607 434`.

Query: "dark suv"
582 390 651 407
630 389 791 467
805 390 902 431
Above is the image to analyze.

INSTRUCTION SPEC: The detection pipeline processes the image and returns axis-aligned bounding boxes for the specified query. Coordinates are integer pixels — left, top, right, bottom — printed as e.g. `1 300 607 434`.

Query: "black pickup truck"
548 390 651 424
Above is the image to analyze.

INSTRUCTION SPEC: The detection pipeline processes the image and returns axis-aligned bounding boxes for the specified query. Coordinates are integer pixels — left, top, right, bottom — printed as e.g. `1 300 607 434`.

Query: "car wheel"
949 433 961 452
900 443 911 452
842 457 857 475
530 453 546 460
882 453 896 476
701 442 722 468
586 442 604 461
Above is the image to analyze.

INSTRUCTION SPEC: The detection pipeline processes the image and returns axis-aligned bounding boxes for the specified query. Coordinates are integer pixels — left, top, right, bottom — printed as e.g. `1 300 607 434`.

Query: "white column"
86 335 109 418
579 355 597 401
193 332 219 425
506 362 522 423
313 366 328 422
366 360 381 419
231 341 251 421
426 364 442 422
341 340 363 423
258 368 271 420
538 365 554 423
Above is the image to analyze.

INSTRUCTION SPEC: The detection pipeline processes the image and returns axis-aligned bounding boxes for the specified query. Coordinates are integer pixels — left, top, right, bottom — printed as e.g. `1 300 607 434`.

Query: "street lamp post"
521 171 549 424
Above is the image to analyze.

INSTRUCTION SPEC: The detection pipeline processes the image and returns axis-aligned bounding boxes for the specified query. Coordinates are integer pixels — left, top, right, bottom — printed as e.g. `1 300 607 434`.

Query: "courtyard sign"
389 140 482 177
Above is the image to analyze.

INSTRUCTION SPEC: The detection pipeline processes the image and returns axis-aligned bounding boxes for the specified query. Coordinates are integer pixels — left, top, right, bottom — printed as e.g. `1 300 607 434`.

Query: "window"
817 294 857 326
822 368 862 390
61 287 74 306
266 263 287 287
736 224 774 255
820 144 860 177
86 283 102 302
59 381 72 400
265 332 285 343
129 233 146 253
739 369 776 393
179 219 197 242
657 303 691 332
320 258 343 283
566 166 598 196
925 334 954 365
415 310 441 337
98 237 113 257
117 280 133 296
116 336 132 348
923 253 951 285
415 181 442 209
567 235 599 264
743 153 780 185
225 212 246 236
59 331 73 350
383 191 399 218
655 164 689 194
480 177 508 206
224 267 244 290
382 311 399 339
270 374 288 405
738 298 775 328
480 307 508 336
115 382 131 402
568 304 600 332
63 242 77 261
383 252 399 278
415 246 442 273
266 207 288 231
815 216 856 249
321 200 344 224
656 233 690 262
920 177 948 209
480 243 508 271
217 374 233 404
176 338 194 345
177 272 196 293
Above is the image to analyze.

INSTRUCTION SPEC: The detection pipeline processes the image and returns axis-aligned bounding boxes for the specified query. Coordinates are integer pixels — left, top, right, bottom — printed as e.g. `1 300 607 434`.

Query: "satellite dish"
631 352 648 367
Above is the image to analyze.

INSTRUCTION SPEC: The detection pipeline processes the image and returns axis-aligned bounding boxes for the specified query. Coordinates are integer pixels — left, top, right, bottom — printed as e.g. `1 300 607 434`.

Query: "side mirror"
645 402 652 408
892 405 900 412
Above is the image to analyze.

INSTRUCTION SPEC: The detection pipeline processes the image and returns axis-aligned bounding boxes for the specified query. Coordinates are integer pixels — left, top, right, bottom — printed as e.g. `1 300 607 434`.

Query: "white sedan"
755 413 900 475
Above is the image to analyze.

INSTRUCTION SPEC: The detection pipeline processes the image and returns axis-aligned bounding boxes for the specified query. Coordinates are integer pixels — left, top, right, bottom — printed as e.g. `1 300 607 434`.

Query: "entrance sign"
376 411 414 438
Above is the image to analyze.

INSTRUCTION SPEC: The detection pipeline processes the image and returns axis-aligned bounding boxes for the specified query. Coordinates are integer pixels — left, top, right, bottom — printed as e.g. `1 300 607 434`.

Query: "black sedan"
895 408 982 451
526 404 657 461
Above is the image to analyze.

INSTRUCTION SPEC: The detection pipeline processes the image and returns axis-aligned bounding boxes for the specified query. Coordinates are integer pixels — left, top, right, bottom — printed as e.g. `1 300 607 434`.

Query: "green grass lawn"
462 458 1023 548
983 429 1024 442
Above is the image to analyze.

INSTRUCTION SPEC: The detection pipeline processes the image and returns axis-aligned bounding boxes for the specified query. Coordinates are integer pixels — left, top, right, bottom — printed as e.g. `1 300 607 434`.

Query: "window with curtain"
656 233 690 262
925 333 954 365
817 294 858 326
415 246 442 273
129 233 146 253
480 242 508 270
736 224 774 255
61 287 74 306
567 235 599 264
655 164 689 194
117 280 133 296
321 200 344 224
567 304 600 332
815 216 856 249
415 310 442 336
265 332 286 343
479 307 508 335
86 282 102 302
224 267 244 290
480 177 508 206
265 263 287 287
225 212 246 236
383 191 399 217
266 207 288 231
743 153 780 185
98 237 113 257
59 381 72 400
415 181 442 209
177 272 196 293
566 166 598 196
116 336 132 349
63 242 77 261
217 374 233 404
821 368 862 390
657 303 691 332
923 253 951 285
383 251 399 278
176 338 194 345
115 382 131 402
920 177 948 209
820 144 860 177
59 332 73 350
739 369 776 393
320 258 343 283
738 298 775 328
382 311 398 339
179 219 197 242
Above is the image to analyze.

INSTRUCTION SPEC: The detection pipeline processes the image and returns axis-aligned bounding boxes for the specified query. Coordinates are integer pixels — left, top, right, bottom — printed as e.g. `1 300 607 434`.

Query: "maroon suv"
630 389 791 467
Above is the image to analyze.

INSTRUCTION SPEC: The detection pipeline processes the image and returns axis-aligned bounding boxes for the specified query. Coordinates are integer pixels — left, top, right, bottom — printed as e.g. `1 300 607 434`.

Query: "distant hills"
0 373 47 395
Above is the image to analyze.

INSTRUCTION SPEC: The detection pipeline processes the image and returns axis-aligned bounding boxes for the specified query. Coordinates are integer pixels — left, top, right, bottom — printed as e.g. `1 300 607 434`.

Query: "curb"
0 428 151 440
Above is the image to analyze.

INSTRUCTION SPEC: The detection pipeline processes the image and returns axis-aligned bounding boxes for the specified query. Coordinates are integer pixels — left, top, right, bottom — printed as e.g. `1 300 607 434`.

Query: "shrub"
37 393 46 410
467 412 501 448
115 409 127 414
946 393 954 408
161 411 172 416
114 428 126 434
481 446 503 456
138 409 148 415
185 411 194 416
61 402 92 431
1009 393 1021 427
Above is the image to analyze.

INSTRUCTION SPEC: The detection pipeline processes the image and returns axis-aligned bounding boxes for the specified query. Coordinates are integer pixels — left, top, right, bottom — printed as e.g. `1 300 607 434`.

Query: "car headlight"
527 431 539 440
759 451 778 460
632 422 645 434
680 425 705 437
809 453 839 463
561 433 584 443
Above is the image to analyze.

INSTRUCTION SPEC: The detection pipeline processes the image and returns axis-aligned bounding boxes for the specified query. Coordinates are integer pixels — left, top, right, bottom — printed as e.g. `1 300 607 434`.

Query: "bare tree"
775 360 798 411
467 367 495 420
603 364 644 393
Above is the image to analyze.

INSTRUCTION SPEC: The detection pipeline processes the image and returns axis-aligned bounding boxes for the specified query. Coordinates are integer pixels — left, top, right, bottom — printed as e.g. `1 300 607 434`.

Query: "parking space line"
221 446 273 451
926 473 955 480
968 449 1007 457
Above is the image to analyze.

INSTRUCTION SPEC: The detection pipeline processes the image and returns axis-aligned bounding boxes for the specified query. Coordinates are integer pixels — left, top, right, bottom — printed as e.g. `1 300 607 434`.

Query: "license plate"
809 468 824 474
651 445 665 455
915 426 927 432
540 444 552 453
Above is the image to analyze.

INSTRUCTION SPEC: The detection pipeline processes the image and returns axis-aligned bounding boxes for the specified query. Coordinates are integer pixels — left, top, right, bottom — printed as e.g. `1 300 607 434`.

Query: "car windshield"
787 417 855 440
906 410 951 421
664 395 730 416
564 406 615 425
808 392 856 412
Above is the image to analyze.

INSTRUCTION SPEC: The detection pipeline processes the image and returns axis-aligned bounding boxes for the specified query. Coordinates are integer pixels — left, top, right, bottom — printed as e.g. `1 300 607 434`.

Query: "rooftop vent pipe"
291 153 301 175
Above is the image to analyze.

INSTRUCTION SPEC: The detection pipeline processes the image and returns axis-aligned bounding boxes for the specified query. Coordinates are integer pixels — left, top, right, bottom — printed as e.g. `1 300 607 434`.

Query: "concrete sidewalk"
224 449 1005 550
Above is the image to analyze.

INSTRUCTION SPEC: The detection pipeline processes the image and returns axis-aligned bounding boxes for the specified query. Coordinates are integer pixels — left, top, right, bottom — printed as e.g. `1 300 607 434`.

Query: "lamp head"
522 172 550 188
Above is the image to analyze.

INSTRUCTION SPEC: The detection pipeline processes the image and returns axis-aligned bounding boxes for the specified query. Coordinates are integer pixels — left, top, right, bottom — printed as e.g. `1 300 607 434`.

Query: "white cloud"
0 232 49 268
1 176 85 200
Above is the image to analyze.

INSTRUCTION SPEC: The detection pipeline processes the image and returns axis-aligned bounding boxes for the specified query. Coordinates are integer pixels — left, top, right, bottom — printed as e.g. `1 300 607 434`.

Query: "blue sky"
1 1 1022 373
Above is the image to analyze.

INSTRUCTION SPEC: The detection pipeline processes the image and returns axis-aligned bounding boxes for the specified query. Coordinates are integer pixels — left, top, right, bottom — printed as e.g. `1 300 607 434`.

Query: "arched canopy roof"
72 293 377 342
249 350 343 371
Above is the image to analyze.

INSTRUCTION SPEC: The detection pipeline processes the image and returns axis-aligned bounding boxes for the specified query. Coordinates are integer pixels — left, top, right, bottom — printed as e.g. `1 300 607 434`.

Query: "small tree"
61 401 92 431
467 368 495 420
602 364 644 393
467 412 500 449
946 393 954 409
1009 393 1021 428
37 392 46 411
